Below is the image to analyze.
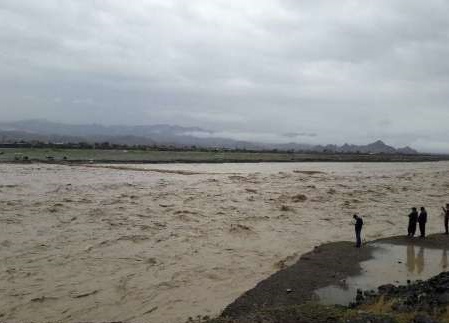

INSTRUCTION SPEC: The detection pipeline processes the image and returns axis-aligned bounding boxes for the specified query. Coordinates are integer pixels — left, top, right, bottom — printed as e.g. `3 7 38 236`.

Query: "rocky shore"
194 234 449 323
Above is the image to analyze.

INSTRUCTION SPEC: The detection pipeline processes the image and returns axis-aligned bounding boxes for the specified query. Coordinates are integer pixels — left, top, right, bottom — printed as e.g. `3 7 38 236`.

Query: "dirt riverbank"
207 234 449 323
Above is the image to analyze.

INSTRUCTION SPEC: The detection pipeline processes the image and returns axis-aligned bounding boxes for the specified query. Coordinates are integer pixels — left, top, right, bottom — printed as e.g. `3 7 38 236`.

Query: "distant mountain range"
0 119 418 154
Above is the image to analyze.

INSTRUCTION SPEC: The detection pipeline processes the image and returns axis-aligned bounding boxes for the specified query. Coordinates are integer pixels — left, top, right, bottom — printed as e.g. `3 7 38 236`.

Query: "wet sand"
1 162 449 322
221 241 375 319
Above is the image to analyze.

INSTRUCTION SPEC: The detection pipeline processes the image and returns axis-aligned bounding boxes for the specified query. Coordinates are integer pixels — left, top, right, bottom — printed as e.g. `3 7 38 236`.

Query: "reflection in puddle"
315 243 449 305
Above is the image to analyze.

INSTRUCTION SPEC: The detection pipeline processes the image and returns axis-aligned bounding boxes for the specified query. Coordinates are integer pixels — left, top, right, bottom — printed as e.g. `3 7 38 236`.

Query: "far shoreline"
2 156 449 165
1 147 449 164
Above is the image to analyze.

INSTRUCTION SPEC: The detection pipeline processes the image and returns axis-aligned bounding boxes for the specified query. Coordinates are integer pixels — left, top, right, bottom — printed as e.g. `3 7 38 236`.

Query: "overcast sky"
1 1 449 152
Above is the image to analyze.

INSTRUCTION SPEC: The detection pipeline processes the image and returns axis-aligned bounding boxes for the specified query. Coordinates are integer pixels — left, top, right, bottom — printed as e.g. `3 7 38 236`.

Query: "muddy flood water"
1 162 449 322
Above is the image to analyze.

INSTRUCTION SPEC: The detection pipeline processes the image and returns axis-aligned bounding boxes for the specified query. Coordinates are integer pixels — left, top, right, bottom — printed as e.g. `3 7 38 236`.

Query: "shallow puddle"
314 242 449 305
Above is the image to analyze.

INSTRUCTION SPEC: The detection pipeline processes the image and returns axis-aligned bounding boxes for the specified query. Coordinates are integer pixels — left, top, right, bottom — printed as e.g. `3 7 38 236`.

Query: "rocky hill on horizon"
0 119 419 154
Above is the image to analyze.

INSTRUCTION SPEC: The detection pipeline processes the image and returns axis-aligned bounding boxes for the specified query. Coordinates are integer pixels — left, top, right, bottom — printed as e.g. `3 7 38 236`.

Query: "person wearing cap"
353 214 363 248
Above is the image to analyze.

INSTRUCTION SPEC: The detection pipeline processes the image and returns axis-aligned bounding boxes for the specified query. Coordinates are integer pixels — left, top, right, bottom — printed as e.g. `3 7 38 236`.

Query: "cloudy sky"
1 1 449 152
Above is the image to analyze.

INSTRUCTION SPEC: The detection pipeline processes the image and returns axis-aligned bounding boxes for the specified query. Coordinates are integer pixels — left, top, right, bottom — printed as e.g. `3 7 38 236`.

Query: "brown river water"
1 162 449 322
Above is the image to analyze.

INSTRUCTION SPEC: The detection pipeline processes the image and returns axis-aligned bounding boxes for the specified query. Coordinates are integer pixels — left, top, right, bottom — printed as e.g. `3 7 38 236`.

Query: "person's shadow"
416 247 424 274
406 244 416 273
406 245 425 274
441 249 448 270
406 245 449 275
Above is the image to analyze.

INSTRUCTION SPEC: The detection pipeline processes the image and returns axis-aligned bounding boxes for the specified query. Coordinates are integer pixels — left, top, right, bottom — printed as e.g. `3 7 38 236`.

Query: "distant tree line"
0 140 411 155
0 140 263 153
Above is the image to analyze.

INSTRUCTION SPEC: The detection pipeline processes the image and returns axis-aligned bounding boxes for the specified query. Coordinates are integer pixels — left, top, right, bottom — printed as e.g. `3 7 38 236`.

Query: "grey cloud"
282 132 317 138
1 0 449 152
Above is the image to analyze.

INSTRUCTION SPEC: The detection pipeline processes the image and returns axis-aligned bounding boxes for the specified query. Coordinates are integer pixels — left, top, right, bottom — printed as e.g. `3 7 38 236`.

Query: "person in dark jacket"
443 204 449 235
418 207 428 238
353 214 363 248
407 207 418 237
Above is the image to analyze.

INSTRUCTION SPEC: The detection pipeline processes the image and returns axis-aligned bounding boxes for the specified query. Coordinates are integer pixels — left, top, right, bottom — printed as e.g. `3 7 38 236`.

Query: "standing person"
353 214 363 248
443 204 449 235
418 207 428 238
407 207 418 237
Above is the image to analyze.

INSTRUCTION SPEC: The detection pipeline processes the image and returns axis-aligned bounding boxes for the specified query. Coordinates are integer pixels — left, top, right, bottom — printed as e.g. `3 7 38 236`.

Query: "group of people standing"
352 203 449 248
407 207 428 238
408 204 449 238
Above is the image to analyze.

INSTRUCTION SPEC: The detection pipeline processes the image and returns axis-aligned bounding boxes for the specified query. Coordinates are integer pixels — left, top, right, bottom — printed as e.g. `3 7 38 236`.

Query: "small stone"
437 292 449 304
378 284 395 293
414 313 437 323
